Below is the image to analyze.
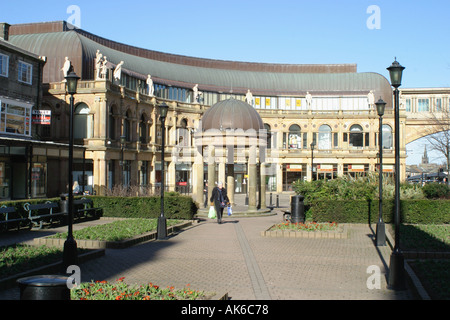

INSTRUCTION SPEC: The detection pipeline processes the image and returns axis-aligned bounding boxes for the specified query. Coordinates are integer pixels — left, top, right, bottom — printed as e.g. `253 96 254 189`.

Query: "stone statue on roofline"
61 56 73 79
147 74 154 96
193 84 203 103
245 89 254 105
114 61 124 83
368 90 375 108
101 56 109 79
95 50 103 80
305 92 312 108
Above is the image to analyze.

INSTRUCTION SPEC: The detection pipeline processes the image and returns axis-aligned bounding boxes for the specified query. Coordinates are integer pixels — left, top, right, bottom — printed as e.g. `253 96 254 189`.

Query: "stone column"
207 146 216 206
248 144 257 211
192 146 205 205
150 154 156 194
226 145 235 206
260 162 267 210
276 163 283 193
168 161 176 192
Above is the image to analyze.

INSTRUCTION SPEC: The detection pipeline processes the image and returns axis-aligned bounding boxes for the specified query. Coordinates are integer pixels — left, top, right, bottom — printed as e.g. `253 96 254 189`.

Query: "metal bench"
73 198 103 219
0 205 29 232
23 202 66 230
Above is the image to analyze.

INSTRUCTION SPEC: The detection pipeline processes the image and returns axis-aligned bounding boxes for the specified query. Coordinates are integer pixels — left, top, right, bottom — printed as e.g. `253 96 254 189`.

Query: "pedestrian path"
0 193 414 300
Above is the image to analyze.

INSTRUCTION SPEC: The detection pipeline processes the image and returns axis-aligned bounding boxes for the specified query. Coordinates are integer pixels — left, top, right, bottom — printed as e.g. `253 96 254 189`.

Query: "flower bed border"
260 224 348 239
33 220 194 249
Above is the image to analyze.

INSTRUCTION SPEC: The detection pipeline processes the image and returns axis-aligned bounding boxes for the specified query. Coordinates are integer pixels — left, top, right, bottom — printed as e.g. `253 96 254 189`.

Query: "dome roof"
201 99 264 131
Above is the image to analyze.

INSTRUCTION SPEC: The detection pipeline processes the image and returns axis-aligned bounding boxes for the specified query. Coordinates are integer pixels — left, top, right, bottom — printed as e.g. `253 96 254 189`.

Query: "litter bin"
290 195 305 224
17 275 71 300
59 194 68 214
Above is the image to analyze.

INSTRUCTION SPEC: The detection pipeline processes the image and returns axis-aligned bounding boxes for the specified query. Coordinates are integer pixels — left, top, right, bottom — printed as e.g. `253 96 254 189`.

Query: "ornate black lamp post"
157 103 169 240
63 71 80 270
375 98 386 246
387 58 406 290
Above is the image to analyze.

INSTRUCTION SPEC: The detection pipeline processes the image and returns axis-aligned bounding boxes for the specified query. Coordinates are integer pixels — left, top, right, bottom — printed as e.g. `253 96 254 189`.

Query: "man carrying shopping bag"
210 182 229 224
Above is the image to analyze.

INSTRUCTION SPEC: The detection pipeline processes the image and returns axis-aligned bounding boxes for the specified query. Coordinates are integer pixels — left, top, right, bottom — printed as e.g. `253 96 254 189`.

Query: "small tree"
425 105 450 187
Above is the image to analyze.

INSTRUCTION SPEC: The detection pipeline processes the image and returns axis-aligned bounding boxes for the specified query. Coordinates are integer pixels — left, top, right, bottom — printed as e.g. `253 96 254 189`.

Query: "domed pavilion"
194 98 271 214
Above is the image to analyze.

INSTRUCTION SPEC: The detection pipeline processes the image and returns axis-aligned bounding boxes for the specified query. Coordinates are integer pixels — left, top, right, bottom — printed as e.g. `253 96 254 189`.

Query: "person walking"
210 182 229 224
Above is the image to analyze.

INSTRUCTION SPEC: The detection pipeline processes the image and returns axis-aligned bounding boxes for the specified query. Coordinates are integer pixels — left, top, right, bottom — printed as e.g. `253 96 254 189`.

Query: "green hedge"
1 195 198 221
86 195 198 220
309 199 450 224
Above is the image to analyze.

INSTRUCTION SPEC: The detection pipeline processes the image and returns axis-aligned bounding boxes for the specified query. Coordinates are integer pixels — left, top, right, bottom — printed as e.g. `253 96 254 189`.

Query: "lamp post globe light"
375 98 386 247
63 71 80 270
157 103 169 240
387 59 406 290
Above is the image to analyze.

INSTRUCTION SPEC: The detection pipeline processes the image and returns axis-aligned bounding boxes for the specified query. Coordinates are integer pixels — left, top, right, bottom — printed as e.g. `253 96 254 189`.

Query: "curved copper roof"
201 99 264 131
8 21 393 108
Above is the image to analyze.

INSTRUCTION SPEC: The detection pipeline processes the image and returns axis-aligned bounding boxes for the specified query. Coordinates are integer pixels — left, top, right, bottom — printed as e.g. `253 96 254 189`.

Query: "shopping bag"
227 206 232 216
208 206 216 219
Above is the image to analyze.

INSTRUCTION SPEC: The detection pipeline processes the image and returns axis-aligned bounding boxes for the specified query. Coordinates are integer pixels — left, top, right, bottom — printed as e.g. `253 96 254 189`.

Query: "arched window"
318 125 332 150
108 106 116 140
177 118 188 146
139 113 148 144
349 124 363 148
382 124 393 149
123 110 131 142
264 123 271 149
74 103 92 139
288 124 301 149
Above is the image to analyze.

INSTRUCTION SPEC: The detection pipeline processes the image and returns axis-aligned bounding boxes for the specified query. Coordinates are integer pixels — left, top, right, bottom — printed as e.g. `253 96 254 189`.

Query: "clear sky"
1 0 449 165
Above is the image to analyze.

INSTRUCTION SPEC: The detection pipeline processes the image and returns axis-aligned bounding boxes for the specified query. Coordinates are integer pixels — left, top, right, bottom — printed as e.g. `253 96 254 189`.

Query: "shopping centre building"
1 21 448 205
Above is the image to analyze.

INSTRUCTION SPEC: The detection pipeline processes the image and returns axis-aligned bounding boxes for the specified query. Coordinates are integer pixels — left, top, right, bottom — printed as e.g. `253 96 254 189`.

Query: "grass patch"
49 218 182 242
400 224 450 252
0 244 88 280
409 260 450 300
71 277 208 300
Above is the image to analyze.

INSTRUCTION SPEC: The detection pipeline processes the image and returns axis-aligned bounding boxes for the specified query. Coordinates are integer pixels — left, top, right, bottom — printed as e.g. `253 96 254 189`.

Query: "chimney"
0 23 10 41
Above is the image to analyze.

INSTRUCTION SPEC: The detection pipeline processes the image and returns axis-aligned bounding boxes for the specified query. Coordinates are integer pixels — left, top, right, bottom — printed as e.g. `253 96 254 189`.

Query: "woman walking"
210 182 229 224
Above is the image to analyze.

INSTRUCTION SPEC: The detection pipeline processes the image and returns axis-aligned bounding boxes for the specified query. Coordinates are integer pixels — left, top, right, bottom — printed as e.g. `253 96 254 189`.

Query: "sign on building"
32 110 51 125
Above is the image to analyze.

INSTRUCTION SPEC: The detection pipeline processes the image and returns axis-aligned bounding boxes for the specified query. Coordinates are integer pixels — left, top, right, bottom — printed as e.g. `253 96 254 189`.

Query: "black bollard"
270 193 273 206
276 194 279 208
17 275 71 300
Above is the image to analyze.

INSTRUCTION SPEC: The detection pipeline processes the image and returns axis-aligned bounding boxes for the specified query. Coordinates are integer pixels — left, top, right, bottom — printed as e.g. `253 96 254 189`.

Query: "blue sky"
2 0 449 165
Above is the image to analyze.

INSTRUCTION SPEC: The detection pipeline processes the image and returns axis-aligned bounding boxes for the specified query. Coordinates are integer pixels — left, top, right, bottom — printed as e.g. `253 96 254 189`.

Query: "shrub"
308 199 450 224
87 195 197 220
422 183 450 199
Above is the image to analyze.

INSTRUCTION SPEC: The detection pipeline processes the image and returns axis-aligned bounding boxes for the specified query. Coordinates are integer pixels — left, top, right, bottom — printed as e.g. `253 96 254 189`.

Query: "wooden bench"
73 198 103 219
23 202 66 230
0 206 29 232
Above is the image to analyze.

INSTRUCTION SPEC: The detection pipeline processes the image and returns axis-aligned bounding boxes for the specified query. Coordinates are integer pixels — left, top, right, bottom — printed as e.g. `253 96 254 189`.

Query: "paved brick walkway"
0 193 414 300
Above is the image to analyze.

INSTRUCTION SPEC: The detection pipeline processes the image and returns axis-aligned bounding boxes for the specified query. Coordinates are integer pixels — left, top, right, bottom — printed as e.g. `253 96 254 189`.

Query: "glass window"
318 125 332 150
288 124 302 149
18 61 32 84
436 98 442 112
0 101 32 137
123 111 131 142
74 103 92 139
405 99 411 112
0 54 9 77
108 107 115 140
418 99 429 112
382 124 393 149
264 124 271 149
139 114 148 144
349 124 363 148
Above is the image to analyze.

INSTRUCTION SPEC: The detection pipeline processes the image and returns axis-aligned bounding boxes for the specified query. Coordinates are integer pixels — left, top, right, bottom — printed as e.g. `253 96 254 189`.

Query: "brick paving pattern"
0 193 413 300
